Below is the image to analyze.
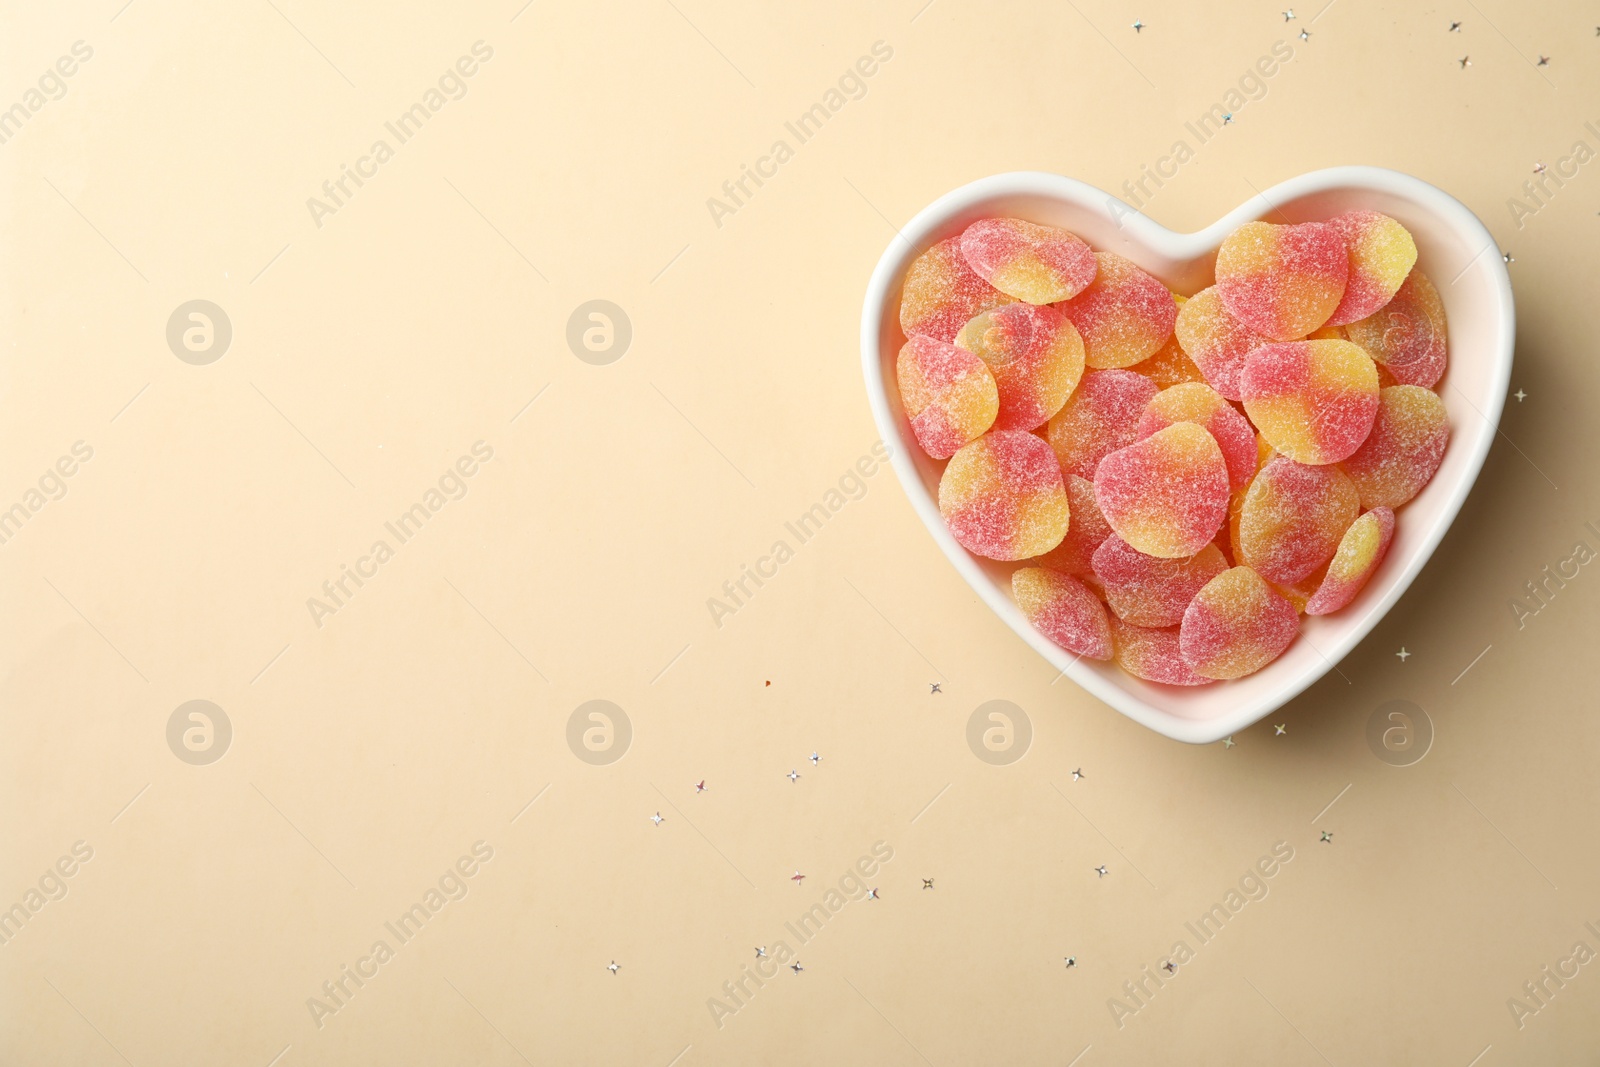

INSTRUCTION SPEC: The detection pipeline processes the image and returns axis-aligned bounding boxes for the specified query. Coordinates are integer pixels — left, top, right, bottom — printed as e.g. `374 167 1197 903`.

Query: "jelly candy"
1137 382 1259 490
896 335 1000 459
960 218 1097 305
1013 566 1113 660
900 236 1015 342
1215 220 1348 340
1241 339 1379 465
956 303 1085 430
1173 286 1270 400
1092 534 1229 628
1137 332 1208 390
1057 252 1178 369
1110 617 1214 686
1236 456 1360 584
1034 474 1110 576
939 430 1069 560
1179 567 1299 679
1046 369 1159 479
1095 422 1230 559
1326 211 1418 326
1338 385 1449 509
1305 507 1395 615
1343 269 1447 389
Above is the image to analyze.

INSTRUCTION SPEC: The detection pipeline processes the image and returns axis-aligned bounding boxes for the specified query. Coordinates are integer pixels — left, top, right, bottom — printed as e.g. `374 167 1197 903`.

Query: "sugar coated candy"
1237 456 1359 584
956 303 1085 430
900 236 1016 342
1172 286 1270 400
1013 567 1113 660
1047 369 1159 479
1057 252 1178 369
1179 567 1299 680
1269 566 1327 615
1137 333 1208 390
1034 474 1110 576
1092 534 1229 628
939 431 1069 560
1110 617 1214 686
1136 382 1258 490
1305 507 1395 615
896 335 1000 459
1338 385 1450 509
960 218 1097 305
1241 339 1379 465
1326 211 1418 326
1344 269 1447 389
1215 220 1348 341
1095 422 1230 559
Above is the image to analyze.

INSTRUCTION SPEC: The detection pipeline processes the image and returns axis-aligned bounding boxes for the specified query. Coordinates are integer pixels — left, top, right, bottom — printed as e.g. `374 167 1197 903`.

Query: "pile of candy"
897 212 1450 685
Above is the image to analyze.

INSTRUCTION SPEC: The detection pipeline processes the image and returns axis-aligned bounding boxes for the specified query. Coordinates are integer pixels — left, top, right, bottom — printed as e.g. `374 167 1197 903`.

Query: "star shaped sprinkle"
809 751 822 765
1283 9 1295 20
1071 768 1084 781
650 811 664 826
1449 20 1461 31
1534 161 1548 174
929 682 941 693
1320 831 1333 843
1162 960 1177 973
790 961 804 974
1459 56 1471 68
1537 55 1549 66
1223 112 1234 124
607 960 620 974
786 769 800 783
1065 956 1077 968
1397 647 1410 661
1299 29 1310 40
866 888 880 900
1095 865 1109 878
922 878 935 890
1503 252 1514 263
1274 724 1287 736
1515 389 1526 402
695 780 706 793
755 946 767 958
1222 736 1236 748
791 871 806 884
1132 18 1144 32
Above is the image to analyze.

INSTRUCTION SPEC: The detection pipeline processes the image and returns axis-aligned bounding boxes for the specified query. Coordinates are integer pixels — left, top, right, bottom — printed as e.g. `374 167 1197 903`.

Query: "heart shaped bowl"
860 167 1513 744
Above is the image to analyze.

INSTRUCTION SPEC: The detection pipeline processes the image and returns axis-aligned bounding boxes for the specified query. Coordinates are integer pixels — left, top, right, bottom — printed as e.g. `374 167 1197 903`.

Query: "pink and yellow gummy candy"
1344 269 1447 389
1092 534 1229 629
1013 566 1113 660
1110 616 1214 686
1237 456 1360 584
939 430 1069 561
1305 507 1395 615
1094 422 1230 559
1047 369 1159 479
1172 286 1270 401
896 335 999 459
1057 252 1179 369
900 236 1016 342
956 303 1085 430
1179 566 1299 680
1033 474 1110 577
1326 211 1418 326
1241 339 1379 465
1338 385 1450 509
960 218 1097 305
1137 381 1259 490
1215 220 1349 341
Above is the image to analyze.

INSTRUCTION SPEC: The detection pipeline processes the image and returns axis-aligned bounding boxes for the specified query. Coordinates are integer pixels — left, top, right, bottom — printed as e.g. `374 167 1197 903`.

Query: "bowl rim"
859 167 1514 744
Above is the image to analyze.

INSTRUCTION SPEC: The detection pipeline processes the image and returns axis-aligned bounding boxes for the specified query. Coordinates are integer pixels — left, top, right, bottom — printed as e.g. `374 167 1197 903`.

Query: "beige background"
2 0 1597 1063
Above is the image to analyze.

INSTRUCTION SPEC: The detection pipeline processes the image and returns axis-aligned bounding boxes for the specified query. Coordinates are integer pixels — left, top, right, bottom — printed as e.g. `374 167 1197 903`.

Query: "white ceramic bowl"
860 168 1513 744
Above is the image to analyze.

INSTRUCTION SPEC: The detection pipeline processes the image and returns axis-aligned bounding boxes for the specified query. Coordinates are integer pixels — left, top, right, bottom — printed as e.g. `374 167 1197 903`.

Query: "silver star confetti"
1537 55 1549 66
1503 252 1514 263
929 682 941 693
607 960 620 974
1274 724 1287 735
1299 29 1310 40
1283 9 1295 20
695 780 706 793
791 871 806 884
1223 736 1236 748
1163 960 1177 973
1065 956 1077 968
1095 865 1109 878
922 878 935 890
755 946 767 958
1449 20 1461 31
866 888 880 900
1459 56 1471 68
1396 647 1411 661
1515 389 1527 402
650 811 664 826
786 769 800 783
1071 768 1084 781
1320 831 1333 843
1132 18 1144 32
1534 161 1548 174
809 751 821 765
790 961 804 974
1223 112 1235 124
